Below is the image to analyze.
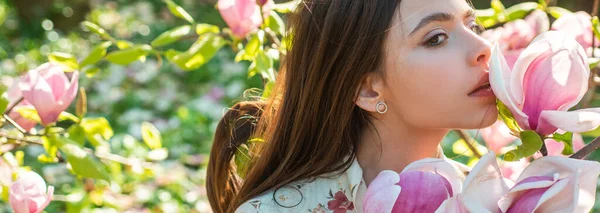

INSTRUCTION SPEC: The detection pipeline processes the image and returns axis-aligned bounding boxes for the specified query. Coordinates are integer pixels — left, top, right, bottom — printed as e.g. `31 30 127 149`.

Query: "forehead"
397 0 473 33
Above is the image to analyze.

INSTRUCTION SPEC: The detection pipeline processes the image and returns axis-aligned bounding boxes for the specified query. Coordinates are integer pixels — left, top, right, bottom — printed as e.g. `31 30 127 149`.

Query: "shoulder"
236 159 364 213
236 176 359 213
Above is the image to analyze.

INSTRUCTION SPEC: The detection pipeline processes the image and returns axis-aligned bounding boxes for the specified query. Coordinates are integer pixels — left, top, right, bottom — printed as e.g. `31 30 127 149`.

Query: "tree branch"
570 136 600 159
455 130 483 159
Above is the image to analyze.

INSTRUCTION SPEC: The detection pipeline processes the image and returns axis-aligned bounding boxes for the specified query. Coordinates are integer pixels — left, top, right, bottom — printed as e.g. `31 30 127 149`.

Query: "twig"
455 130 483 159
0 132 156 169
5 97 23 114
570 136 600 159
540 141 548 156
3 114 27 134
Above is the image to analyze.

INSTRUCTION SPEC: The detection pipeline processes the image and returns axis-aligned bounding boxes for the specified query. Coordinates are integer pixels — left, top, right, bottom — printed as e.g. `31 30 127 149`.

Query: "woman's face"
382 0 498 129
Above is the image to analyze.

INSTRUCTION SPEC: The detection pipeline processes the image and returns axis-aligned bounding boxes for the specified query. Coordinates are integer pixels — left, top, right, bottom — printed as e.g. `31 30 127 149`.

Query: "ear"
355 73 385 113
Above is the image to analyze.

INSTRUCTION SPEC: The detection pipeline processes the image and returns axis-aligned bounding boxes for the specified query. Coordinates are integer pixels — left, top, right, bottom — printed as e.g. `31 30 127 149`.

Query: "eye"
469 21 485 35
424 33 448 47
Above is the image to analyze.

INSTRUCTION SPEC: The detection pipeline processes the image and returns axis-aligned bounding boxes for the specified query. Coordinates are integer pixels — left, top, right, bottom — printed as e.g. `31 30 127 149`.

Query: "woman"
207 0 497 212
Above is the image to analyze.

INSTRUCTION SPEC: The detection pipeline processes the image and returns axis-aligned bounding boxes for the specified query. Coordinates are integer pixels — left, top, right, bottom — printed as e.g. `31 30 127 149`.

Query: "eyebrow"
409 9 475 36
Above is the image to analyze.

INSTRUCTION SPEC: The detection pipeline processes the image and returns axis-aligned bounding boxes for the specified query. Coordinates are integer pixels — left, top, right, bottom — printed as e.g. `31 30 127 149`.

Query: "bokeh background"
0 0 599 212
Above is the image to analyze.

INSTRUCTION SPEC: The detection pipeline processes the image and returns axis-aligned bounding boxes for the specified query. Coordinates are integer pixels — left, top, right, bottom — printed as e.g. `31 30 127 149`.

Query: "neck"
356 117 449 186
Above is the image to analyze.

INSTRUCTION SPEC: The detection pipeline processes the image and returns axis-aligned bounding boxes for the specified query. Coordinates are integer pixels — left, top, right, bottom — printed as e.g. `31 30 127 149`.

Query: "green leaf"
234 50 253 62
80 117 113 147
82 21 111 39
266 12 285 35
0 85 8 114
475 8 499 28
592 16 600 42
53 136 110 181
168 34 227 71
164 0 195 24
151 25 192 47
16 108 78 124
582 126 600 137
16 107 41 123
271 0 301 13
67 125 86 146
37 136 59 163
546 6 572 19
245 32 264 58
196 24 219 35
80 41 112 67
262 81 275 98
551 132 574 155
141 122 162 150
76 87 87 118
234 144 251 179
105 45 152 65
58 112 80 123
538 0 547 9
589 57 600 69
491 0 506 15
248 51 275 82
504 130 543 161
48 52 79 71
83 66 101 78
496 100 522 134
116 40 133 49
504 2 539 21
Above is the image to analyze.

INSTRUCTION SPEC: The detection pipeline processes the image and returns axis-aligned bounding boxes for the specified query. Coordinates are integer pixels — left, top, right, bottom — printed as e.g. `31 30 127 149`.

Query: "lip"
468 72 494 97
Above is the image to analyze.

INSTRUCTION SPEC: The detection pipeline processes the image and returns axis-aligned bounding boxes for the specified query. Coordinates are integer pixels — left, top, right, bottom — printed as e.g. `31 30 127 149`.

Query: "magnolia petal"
393 171 453 213
363 170 400 213
537 108 600 134
37 63 70 101
9 183 30 213
58 71 79 112
510 31 589 108
366 170 399 195
363 171 400 213
460 151 509 212
498 175 557 212
524 9 550 35
32 186 53 213
19 70 61 126
402 158 464 195
534 176 576 213
489 43 530 129
515 156 600 213
434 196 469 213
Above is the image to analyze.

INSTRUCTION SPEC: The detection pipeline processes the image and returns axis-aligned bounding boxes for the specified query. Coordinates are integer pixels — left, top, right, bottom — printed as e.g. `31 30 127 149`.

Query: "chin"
477 107 499 128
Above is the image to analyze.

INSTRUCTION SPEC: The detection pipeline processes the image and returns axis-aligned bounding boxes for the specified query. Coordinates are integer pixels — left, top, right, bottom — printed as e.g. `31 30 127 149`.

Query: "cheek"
384 51 492 128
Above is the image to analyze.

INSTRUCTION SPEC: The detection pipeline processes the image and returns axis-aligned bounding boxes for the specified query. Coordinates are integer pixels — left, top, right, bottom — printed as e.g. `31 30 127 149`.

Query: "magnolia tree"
1 0 600 212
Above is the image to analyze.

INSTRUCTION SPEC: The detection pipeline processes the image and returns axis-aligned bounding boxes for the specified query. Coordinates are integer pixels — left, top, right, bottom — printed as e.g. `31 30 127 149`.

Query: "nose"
467 33 492 68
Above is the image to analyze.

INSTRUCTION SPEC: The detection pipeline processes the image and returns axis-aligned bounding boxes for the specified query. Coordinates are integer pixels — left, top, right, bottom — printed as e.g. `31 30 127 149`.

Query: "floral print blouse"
235 151 470 213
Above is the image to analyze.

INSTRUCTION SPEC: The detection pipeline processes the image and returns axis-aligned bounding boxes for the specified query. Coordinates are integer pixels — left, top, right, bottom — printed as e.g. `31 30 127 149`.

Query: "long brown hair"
207 0 403 212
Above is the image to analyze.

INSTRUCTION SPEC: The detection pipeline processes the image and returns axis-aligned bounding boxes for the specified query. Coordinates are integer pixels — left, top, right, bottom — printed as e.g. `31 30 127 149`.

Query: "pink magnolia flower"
435 152 510 213
489 31 600 136
551 11 600 50
0 158 13 186
9 171 54 213
5 80 37 131
218 0 273 38
482 10 549 69
18 63 79 126
499 159 529 183
483 10 549 52
498 156 600 212
481 119 517 153
363 158 464 213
